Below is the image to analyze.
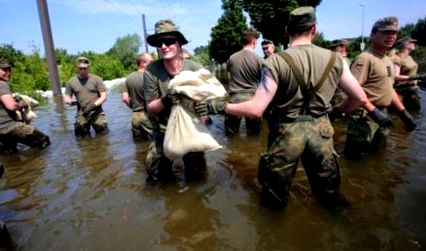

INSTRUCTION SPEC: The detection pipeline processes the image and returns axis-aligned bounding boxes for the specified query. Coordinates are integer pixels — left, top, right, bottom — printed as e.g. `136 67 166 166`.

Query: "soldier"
206 7 367 208
64 56 108 137
345 17 417 157
226 29 263 135
0 58 50 153
261 39 276 59
392 36 424 111
329 39 351 110
143 19 208 183
122 53 154 140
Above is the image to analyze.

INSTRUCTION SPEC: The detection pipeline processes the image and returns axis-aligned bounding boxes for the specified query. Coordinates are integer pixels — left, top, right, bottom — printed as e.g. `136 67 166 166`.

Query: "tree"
411 17 426 46
209 0 248 63
239 0 322 47
192 45 211 66
312 32 330 48
107 34 141 71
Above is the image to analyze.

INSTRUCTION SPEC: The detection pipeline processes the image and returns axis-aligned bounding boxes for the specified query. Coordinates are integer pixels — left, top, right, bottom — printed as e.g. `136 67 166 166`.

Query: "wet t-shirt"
0 81 17 131
65 74 105 109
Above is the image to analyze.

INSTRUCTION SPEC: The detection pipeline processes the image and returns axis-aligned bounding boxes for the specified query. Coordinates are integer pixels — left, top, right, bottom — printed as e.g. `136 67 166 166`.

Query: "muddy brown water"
0 86 425 251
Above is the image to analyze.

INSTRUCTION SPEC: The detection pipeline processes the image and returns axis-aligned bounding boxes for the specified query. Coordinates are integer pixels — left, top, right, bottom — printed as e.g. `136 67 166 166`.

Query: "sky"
1 0 425 56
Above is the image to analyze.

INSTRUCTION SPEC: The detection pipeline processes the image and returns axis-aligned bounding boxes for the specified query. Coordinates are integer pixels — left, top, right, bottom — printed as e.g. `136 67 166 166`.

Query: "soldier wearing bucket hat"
206 6 368 209
143 19 209 183
391 36 424 111
64 56 108 137
346 17 417 158
0 58 50 153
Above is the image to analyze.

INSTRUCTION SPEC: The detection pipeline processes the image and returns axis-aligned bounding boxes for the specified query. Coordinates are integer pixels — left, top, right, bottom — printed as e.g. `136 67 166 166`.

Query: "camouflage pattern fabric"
145 132 206 183
395 85 421 112
258 115 340 207
225 92 262 135
131 111 153 140
345 108 391 156
74 110 108 137
0 122 50 152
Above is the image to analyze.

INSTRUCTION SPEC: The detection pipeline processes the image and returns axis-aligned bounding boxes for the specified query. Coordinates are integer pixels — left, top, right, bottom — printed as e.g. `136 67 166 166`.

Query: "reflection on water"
0 87 425 250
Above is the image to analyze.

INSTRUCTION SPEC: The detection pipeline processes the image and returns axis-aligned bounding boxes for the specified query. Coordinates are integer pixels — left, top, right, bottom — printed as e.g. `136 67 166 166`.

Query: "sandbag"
164 105 221 160
163 69 226 160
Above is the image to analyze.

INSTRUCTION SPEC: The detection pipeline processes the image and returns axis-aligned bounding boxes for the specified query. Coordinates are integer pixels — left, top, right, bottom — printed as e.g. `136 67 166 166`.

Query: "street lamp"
360 3 366 51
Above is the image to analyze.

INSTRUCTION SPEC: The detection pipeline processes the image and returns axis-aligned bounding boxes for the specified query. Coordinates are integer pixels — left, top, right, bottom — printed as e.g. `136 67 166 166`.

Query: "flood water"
0 85 425 251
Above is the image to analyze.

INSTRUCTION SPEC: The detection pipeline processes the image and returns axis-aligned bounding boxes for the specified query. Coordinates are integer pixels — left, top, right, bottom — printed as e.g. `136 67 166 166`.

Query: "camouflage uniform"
144 57 207 183
226 47 263 135
261 25 345 208
0 80 50 152
65 74 108 136
124 71 153 140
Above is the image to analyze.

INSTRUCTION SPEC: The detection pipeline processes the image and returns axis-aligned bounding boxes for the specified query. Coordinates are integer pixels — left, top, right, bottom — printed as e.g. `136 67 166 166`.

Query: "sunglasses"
154 37 178 48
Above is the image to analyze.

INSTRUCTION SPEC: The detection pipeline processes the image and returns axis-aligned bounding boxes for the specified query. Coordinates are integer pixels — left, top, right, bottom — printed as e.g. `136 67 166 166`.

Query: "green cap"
330 39 350 49
0 58 11 69
76 56 90 68
395 36 416 49
147 19 188 46
288 6 316 32
372 16 398 33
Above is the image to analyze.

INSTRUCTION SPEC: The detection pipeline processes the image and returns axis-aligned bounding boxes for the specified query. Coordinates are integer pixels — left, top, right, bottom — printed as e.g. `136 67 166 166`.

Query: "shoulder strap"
278 52 307 91
315 52 337 92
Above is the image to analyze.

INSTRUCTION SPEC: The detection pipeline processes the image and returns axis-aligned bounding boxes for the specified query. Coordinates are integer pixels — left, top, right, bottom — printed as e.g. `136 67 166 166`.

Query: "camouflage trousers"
258 115 341 208
145 132 206 183
395 84 421 112
344 108 391 157
131 111 153 140
225 92 262 135
0 122 50 153
74 110 108 137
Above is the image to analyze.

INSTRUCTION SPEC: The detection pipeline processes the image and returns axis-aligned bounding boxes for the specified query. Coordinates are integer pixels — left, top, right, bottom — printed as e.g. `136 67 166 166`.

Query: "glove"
161 90 179 108
368 108 393 128
82 103 97 118
328 107 343 123
408 72 426 81
194 102 207 117
206 100 227 114
397 109 417 132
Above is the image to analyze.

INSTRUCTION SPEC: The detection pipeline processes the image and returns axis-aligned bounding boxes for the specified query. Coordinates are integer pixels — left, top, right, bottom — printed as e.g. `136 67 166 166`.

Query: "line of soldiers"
1 7 423 213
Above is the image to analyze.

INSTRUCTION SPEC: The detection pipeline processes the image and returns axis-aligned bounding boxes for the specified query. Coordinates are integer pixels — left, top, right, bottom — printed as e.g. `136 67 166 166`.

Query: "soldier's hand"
82 103 97 118
397 109 417 132
206 100 227 114
194 102 208 117
368 108 393 128
161 90 179 108
408 72 426 81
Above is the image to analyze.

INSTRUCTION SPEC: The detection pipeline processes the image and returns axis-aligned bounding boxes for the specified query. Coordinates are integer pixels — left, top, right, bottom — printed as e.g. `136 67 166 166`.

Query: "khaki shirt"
65 74 106 110
350 49 394 107
392 54 418 86
124 71 146 111
265 44 344 119
0 81 17 131
227 49 263 95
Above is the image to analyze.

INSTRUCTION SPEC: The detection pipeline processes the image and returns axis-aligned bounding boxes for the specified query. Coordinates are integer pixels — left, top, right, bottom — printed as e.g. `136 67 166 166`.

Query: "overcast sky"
1 0 425 56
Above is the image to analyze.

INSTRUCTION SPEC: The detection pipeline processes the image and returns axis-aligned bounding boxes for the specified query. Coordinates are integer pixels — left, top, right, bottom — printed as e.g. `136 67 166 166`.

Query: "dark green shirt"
65 74 106 109
227 49 263 95
0 81 17 131
144 59 203 133
124 71 146 111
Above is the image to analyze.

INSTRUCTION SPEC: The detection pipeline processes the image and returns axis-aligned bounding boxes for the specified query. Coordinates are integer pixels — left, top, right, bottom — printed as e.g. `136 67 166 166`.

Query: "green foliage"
0 44 24 65
107 33 141 71
411 17 426 46
313 32 330 48
239 0 322 48
191 45 211 66
89 54 126 81
209 0 248 63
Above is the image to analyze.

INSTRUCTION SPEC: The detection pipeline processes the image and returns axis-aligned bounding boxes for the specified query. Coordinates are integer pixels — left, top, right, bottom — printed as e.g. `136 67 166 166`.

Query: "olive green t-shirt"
143 59 203 133
124 71 146 111
265 44 344 118
392 54 418 86
0 81 17 131
350 49 394 107
65 74 106 109
227 49 263 95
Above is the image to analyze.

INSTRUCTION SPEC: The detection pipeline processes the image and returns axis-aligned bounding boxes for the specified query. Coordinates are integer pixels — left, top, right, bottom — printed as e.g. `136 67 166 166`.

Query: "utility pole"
359 3 366 51
142 14 148 53
36 0 62 96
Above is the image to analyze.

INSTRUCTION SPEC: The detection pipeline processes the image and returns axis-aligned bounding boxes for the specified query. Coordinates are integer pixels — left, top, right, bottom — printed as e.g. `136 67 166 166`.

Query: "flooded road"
0 86 425 251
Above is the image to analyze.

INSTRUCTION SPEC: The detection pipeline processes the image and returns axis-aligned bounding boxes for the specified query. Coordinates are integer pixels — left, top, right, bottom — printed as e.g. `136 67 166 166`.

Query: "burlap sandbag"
163 69 226 160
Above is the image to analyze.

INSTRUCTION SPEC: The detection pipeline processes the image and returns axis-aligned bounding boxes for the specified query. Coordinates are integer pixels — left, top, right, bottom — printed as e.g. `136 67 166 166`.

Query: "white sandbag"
164 105 221 160
169 69 226 102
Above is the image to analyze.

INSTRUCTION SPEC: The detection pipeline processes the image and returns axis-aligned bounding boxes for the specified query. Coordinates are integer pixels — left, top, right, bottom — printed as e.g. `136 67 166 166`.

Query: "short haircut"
242 29 260 45
136 53 150 66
